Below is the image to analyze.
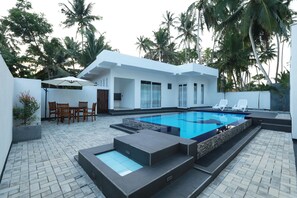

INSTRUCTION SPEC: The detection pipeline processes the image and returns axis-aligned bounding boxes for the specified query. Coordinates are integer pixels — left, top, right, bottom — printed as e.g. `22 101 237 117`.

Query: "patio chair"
48 101 57 119
232 99 248 112
83 103 97 122
78 101 88 119
57 103 72 124
212 99 228 111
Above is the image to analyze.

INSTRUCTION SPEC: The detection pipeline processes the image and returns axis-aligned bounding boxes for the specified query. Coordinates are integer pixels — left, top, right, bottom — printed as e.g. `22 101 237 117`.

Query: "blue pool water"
96 151 143 176
136 111 246 139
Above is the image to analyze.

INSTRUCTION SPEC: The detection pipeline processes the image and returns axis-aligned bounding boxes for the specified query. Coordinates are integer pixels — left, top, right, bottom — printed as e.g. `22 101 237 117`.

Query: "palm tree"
64 36 80 69
60 0 101 51
187 0 217 63
79 30 112 67
176 12 197 62
135 36 153 57
220 0 294 85
160 11 177 42
152 28 171 61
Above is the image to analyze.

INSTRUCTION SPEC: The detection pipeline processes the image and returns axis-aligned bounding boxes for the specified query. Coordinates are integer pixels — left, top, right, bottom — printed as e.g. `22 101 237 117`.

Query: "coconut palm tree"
59 0 101 51
135 36 153 57
176 12 197 62
79 30 112 67
160 11 177 42
152 28 171 61
64 36 80 69
187 0 217 63
220 0 294 85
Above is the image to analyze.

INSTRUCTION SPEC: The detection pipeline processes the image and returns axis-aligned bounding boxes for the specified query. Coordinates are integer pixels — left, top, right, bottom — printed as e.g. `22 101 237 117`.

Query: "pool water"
96 151 143 176
136 111 246 139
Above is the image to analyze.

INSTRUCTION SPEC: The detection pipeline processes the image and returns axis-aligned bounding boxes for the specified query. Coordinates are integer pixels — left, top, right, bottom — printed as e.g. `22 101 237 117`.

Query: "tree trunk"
281 40 285 72
159 50 161 61
184 41 187 63
275 35 280 83
249 21 272 85
211 32 221 64
197 9 202 64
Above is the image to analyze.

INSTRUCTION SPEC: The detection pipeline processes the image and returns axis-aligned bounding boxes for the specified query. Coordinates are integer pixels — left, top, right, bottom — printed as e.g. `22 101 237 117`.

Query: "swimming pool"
136 111 246 140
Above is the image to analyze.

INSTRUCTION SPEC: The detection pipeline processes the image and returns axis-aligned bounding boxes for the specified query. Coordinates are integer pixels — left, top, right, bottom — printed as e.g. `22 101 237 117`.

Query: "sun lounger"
212 99 228 111
232 99 248 112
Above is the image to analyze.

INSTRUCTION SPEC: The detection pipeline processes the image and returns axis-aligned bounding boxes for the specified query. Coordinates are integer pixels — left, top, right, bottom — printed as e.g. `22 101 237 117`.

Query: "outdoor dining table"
57 106 87 123
69 106 87 122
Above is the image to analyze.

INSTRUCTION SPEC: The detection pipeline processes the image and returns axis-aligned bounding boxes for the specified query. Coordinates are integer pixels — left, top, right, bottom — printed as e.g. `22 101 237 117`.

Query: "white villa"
77 50 218 113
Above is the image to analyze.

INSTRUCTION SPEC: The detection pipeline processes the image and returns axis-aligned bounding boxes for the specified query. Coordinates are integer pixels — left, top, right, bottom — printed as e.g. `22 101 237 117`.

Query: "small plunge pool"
96 151 143 176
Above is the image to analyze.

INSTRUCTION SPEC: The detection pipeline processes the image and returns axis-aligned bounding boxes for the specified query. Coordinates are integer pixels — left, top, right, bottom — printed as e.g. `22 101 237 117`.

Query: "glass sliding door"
141 81 151 108
141 81 161 109
194 83 197 104
178 84 187 108
152 82 161 108
201 84 204 104
178 85 182 107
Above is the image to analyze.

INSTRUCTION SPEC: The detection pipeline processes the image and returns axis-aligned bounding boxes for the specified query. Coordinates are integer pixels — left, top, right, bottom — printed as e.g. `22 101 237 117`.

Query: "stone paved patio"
0 114 296 198
198 129 297 198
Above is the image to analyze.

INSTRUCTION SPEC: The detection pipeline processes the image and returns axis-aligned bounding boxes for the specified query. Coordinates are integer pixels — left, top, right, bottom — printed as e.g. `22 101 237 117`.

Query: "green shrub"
13 91 40 126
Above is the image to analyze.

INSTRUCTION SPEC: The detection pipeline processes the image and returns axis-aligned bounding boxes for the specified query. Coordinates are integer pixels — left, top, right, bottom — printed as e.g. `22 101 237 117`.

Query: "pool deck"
0 112 296 198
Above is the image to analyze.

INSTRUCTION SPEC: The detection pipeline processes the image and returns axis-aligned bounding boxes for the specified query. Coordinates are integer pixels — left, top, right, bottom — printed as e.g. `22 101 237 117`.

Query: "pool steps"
78 130 197 198
153 125 261 197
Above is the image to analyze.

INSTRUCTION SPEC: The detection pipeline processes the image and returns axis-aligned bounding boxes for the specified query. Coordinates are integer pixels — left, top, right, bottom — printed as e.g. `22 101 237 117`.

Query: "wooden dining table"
69 106 87 122
57 106 87 123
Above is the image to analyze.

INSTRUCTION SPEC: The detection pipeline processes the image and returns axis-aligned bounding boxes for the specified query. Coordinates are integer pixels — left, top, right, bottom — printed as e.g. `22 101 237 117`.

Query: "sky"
0 0 202 57
0 0 296 76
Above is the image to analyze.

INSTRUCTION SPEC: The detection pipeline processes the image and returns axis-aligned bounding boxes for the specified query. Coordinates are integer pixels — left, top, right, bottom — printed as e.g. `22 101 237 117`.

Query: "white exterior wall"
41 86 98 118
14 78 41 125
111 67 179 109
114 78 135 109
291 24 297 139
176 75 218 107
215 91 270 109
0 55 14 176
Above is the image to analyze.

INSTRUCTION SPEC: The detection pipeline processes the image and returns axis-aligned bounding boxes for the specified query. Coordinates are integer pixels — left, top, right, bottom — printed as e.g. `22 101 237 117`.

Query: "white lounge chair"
212 99 228 111
232 99 248 112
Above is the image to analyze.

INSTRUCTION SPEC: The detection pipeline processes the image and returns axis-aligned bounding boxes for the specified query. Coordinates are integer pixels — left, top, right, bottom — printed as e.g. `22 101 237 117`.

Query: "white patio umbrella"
42 76 95 87
42 76 95 118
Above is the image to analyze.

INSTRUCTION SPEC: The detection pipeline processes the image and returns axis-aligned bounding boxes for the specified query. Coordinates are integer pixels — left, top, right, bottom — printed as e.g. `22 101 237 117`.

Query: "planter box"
13 125 41 143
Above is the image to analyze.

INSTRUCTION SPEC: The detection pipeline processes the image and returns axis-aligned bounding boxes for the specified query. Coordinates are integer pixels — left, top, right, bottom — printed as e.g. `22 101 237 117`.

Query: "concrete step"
261 123 291 132
152 126 261 197
152 168 211 198
114 130 197 166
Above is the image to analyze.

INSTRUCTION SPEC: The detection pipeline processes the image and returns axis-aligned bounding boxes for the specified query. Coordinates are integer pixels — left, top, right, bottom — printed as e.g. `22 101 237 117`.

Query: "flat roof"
78 50 218 79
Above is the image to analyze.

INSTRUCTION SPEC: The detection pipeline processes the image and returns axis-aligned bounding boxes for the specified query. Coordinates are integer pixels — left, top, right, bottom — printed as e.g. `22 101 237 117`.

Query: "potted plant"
13 91 41 142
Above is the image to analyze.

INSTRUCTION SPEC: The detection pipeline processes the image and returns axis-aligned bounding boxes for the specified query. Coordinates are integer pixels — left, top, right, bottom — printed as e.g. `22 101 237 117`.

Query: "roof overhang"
78 50 218 79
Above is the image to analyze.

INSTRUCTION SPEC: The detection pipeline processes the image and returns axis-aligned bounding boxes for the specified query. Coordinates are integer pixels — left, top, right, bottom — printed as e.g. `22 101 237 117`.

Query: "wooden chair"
78 101 88 120
48 101 57 119
83 103 97 122
57 103 72 124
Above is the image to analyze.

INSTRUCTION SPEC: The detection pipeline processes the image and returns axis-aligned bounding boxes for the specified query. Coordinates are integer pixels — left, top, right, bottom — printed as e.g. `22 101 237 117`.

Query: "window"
194 83 197 104
141 81 161 108
167 83 172 89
